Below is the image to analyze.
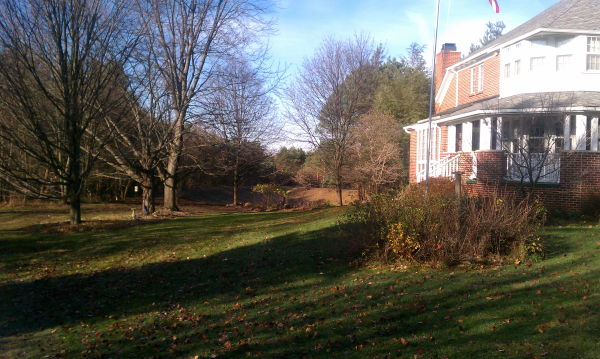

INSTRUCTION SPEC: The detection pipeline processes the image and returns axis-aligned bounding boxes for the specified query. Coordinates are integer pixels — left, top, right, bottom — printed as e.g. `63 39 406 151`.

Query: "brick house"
404 0 600 211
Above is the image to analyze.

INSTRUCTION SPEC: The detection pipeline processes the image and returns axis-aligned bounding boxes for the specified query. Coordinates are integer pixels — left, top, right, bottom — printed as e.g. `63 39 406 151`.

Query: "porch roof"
406 91 600 130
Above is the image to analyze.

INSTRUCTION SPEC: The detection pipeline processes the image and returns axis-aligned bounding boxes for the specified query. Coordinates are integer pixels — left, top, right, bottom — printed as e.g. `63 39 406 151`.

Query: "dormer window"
587 36 600 71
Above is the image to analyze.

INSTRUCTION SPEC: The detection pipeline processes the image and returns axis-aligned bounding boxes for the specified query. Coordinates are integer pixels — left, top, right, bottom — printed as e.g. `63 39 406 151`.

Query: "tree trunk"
142 184 155 216
336 177 343 206
164 110 185 211
164 175 177 211
70 194 81 224
233 164 239 205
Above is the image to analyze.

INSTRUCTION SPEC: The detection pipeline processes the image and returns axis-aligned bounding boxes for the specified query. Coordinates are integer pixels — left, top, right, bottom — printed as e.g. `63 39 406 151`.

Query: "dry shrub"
341 178 545 265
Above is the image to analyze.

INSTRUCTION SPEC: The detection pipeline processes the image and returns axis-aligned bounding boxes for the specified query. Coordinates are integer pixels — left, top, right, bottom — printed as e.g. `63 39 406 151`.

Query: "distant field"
0 207 599 358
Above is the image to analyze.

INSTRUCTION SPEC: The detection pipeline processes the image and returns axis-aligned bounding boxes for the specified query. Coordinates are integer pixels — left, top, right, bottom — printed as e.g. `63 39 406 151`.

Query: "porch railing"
505 153 561 183
416 154 461 183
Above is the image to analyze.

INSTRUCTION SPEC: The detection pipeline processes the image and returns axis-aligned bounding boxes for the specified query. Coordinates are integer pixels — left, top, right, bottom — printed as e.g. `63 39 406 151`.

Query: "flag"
489 0 500 13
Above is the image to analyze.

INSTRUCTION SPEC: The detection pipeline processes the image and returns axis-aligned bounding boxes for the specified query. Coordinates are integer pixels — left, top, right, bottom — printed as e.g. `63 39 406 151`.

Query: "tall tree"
202 57 281 205
373 43 431 179
135 0 276 211
284 33 382 206
469 21 506 54
0 0 134 224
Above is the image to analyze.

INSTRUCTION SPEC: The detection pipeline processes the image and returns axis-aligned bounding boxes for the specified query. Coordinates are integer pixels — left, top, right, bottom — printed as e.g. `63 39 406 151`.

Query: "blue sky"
269 0 562 71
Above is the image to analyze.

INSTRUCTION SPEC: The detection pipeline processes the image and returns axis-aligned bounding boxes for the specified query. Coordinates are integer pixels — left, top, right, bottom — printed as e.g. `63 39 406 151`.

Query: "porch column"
480 118 492 150
447 125 456 153
462 121 473 152
564 115 571 151
575 115 587 150
592 117 599 151
496 117 503 150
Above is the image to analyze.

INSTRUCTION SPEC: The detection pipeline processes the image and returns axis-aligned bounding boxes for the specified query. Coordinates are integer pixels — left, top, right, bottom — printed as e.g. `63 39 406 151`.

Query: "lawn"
0 206 599 358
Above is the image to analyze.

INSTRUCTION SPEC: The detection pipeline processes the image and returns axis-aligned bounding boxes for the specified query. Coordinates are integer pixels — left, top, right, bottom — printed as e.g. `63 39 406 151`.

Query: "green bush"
341 178 545 265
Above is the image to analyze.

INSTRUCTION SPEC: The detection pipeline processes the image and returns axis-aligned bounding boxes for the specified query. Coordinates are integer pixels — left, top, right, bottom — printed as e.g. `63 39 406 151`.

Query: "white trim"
480 118 492 150
462 121 473 152
447 125 456 153
447 28 600 72
436 69 454 104
455 72 459 107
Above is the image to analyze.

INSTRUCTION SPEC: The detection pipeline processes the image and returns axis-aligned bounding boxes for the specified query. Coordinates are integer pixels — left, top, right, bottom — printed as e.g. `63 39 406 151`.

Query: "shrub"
340 178 545 265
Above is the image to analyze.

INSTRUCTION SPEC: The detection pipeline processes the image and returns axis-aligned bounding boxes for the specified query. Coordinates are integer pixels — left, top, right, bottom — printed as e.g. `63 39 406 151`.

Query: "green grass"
0 207 599 358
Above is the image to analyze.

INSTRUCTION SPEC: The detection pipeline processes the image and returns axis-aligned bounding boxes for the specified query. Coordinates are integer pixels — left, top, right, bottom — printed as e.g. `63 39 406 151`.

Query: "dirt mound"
180 186 359 206
287 187 358 206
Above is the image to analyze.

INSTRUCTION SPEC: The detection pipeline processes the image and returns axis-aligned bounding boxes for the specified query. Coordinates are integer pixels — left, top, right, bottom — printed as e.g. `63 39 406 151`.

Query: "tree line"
0 0 433 223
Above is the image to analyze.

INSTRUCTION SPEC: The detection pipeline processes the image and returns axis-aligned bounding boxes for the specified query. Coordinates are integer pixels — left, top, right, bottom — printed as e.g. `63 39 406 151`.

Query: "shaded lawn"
0 207 599 359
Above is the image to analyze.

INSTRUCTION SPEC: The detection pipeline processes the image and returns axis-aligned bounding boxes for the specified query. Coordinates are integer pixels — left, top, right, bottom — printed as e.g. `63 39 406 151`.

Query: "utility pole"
425 0 442 196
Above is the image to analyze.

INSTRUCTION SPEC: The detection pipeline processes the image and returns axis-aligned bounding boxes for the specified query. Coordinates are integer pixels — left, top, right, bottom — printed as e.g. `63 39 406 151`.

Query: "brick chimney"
435 43 461 94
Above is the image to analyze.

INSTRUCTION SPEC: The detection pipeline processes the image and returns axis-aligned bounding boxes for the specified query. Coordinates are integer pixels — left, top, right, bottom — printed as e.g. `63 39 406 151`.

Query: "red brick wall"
461 151 600 212
435 51 462 94
456 54 500 106
437 75 457 113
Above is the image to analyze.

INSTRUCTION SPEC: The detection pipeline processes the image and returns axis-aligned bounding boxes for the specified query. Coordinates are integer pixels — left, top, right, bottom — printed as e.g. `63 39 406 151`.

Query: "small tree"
483 92 581 192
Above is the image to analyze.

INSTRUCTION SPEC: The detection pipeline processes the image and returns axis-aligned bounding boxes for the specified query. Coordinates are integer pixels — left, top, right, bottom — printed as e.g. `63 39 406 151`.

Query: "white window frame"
470 67 477 94
556 55 572 71
416 127 441 176
530 57 545 72
514 60 521 76
504 63 511 78
478 64 484 91
587 36 600 71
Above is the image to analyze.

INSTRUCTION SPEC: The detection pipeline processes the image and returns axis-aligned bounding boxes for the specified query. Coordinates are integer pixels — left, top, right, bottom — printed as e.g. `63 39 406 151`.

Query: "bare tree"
350 111 404 195
484 92 581 191
201 56 281 205
283 33 382 205
0 0 135 224
135 0 276 210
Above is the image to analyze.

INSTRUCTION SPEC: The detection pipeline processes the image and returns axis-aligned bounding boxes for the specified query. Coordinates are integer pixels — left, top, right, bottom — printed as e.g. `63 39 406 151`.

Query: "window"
455 124 462 152
588 37 600 70
531 57 545 72
515 42 521 50
472 121 480 151
470 67 477 93
528 120 545 154
514 60 521 75
556 55 572 71
504 63 511 78
478 64 484 91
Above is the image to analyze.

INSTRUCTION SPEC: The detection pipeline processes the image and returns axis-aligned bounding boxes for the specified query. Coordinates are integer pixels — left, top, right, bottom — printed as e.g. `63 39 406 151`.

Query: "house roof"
460 0 600 64
408 92 600 128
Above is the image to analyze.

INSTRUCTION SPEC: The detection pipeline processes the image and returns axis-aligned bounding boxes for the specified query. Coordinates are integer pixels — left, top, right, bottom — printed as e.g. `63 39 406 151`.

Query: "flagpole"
425 0 442 196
